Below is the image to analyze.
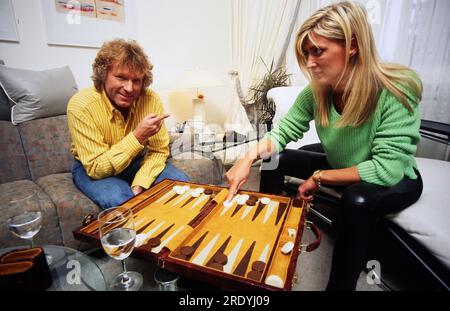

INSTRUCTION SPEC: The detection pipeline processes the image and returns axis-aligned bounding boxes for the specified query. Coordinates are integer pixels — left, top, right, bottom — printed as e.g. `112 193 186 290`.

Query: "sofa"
0 64 221 250
267 86 450 290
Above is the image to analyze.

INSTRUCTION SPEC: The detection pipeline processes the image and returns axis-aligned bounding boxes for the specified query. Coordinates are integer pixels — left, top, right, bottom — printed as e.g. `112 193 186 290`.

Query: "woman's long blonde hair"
295 1 422 127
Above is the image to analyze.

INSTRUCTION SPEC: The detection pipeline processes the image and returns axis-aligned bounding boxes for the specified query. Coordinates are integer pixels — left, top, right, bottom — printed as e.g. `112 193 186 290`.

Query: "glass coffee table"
0 245 107 291
192 137 259 180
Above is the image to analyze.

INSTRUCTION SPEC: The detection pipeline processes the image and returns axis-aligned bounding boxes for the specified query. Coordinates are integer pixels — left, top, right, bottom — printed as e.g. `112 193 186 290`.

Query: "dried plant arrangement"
248 59 291 124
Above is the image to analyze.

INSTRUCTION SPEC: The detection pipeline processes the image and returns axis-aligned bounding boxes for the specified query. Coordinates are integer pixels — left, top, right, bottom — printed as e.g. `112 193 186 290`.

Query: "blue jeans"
72 156 189 209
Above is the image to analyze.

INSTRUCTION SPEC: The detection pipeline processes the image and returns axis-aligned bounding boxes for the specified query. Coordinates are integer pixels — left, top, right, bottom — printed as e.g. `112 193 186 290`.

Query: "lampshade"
173 68 223 93
173 68 223 124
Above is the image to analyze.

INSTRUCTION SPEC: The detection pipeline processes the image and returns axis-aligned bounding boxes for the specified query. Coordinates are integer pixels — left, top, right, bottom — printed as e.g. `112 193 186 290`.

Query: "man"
67 39 189 209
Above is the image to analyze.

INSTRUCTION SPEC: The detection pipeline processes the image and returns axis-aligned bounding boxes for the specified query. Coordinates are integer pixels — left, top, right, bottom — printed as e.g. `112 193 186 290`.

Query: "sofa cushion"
0 65 78 125
18 115 73 180
36 173 100 249
0 86 11 121
0 180 62 248
0 60 10 121
0 121 31 183
388 157 450 270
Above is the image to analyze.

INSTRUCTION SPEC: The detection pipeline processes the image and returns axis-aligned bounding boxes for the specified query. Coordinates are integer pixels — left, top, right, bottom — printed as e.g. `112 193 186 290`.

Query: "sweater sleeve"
132 94 170 189
265 85 315 151
357 91 421 186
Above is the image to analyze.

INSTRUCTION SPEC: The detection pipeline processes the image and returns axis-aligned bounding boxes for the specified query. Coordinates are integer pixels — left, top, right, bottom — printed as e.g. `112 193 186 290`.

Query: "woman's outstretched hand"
298 177 320 203
225 159 253 202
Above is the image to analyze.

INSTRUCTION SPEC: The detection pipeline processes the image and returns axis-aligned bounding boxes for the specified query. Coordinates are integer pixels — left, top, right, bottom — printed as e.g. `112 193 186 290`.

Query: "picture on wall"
55 0 97 19
41 0 135 48
0 0 20 42
96 0 125 23
54 0 125 23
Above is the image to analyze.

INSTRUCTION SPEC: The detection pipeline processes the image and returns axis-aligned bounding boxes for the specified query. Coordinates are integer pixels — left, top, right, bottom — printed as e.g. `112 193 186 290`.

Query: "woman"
226 1 423 290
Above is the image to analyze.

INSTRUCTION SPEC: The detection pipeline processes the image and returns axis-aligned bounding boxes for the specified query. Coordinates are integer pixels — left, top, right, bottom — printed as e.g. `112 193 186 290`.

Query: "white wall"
0 0 233 130
136 0 232 130
0 0 98 88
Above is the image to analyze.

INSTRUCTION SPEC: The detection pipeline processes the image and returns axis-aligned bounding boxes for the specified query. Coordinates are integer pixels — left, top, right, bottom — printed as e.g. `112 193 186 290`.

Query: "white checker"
191 191 201 198
223 200 233 208
239 194 249 201
288 228 297 238
265 275 284 288
220 201 235 216
260 197 271 205
236 197 247 205
281 241 294 255
194 187 205 194
175 188 186 195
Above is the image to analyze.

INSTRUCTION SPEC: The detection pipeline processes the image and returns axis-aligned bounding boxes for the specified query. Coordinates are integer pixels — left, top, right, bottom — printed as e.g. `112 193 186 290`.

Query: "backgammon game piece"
73 179 318 291
281 241 294 255
288 228 297 238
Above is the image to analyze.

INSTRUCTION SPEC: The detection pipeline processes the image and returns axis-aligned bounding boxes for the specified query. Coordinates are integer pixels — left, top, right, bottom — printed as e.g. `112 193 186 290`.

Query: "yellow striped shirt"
67 87 170 189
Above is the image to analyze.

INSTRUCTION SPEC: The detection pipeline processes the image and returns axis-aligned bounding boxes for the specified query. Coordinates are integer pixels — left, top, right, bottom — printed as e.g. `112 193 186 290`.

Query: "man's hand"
225 159 253 202
298 177 320 203
133 113 170 145
131 185 144 196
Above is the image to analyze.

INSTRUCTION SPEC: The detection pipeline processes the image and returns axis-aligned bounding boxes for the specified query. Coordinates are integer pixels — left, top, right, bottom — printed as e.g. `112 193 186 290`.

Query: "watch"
312 170 323 187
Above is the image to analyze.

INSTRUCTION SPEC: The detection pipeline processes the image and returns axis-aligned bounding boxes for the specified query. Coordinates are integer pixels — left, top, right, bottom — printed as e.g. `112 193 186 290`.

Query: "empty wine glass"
6 191 42 248
98 206 143 291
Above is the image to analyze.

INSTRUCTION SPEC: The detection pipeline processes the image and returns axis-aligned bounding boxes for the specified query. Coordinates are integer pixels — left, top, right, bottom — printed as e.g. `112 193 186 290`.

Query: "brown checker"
180 246 195 256
246 199 256 206
205 236 232 267
251 260 266 272
176 231 210 260
204 189 213 195
247 270 262 281
249 195 258 202
207 262 224 271
212 253 228 265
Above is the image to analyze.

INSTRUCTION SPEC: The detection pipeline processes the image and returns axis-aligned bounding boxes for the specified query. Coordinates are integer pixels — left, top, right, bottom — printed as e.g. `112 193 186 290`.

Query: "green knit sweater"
266 85 421 187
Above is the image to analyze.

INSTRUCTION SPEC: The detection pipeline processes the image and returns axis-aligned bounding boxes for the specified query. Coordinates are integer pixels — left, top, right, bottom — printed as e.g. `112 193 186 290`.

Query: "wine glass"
6 191 42 248
98 206 143 291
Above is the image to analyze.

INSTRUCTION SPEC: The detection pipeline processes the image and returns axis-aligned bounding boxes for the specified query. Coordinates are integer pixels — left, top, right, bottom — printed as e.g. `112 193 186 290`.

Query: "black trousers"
260 144 423 290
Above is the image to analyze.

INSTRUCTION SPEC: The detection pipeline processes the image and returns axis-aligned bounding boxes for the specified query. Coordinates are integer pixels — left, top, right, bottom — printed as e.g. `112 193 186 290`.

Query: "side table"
0 245 107 291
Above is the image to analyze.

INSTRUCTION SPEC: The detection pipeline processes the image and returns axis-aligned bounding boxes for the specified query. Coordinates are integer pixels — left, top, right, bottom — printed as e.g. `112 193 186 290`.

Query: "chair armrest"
420 119 450 144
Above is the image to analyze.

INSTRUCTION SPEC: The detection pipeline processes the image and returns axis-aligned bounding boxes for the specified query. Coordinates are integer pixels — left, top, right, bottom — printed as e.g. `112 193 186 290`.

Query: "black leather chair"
283 120 450 291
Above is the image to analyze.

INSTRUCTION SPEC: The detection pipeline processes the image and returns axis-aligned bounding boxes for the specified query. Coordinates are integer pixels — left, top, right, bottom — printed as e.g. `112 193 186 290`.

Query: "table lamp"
173 68 223 124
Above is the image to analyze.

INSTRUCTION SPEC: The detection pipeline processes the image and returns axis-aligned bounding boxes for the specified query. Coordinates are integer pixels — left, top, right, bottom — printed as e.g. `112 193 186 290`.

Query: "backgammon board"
73 179 312 291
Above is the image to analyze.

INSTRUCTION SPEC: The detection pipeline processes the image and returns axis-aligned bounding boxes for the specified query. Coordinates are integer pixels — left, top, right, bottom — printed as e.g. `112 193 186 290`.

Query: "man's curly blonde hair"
92 39 153 95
